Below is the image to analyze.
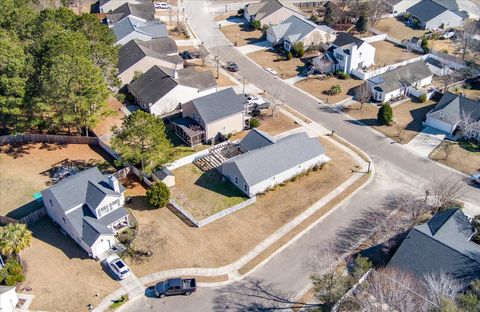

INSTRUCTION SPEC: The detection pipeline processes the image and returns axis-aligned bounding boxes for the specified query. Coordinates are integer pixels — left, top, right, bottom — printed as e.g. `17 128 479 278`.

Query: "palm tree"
0 223 32 256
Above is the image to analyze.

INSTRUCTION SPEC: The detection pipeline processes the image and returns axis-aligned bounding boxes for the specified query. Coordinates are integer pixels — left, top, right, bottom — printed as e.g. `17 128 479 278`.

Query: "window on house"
359 52 362 58
235 177 238 184
98 205 109 217
244 184 248 192
109 199 120 210
335 53 343 61
62 217 66 224
49 199 53 206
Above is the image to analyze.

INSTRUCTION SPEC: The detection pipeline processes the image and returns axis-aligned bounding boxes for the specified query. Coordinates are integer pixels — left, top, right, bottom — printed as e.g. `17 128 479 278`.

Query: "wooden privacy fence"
20 207 47 225
0 134 99 146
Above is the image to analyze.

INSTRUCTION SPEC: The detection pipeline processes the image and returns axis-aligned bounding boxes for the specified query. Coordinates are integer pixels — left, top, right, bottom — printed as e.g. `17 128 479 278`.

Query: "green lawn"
171 164 248 220
166 125 209 160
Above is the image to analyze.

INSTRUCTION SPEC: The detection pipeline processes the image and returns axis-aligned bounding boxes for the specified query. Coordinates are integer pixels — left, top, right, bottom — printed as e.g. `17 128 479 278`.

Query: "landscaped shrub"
418 94 427 103
421 38 429 53
237 8 244 16
251 19 261 30
377 102 393 125
286 51 293 60
249 118 260 128
261 24 270 37
0 258 25 286
328 84 342 95
355 14 369 33
336 71 350 80
292 42 305 58
146 181 170 208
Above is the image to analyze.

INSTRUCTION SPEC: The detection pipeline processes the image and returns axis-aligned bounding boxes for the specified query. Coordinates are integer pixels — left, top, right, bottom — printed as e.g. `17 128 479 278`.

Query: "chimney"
108 175 121 193
173 69 179 79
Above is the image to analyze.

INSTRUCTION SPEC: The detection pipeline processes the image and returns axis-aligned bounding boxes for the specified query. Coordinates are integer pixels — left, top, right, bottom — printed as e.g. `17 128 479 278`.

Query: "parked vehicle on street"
441 31 455 39
154 2 170 9
470 171 480 186
106 255 131 280
154 278 197 298
246 95 268 109
226 62 239 72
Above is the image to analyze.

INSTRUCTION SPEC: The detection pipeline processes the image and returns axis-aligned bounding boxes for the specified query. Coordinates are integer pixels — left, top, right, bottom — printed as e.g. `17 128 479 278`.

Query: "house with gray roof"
388 209 480 287
221 131 329 197
244 0 304 26
106 2 154 26
128 65 217 116
425 92 480 139
117 39 183 85
367 60 433 102
41 167 129 259
382 0 421 16
112 17 168 45
176 88 248 145
407 0 466 30
266 15 336 51
100 0 149 13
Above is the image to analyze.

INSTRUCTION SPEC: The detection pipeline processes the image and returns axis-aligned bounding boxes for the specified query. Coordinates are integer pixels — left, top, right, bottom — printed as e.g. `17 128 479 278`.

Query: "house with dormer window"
41 167 129 259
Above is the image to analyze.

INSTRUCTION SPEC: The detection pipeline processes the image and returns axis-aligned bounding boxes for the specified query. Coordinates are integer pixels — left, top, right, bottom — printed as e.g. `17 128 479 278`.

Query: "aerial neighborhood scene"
2 0 480 311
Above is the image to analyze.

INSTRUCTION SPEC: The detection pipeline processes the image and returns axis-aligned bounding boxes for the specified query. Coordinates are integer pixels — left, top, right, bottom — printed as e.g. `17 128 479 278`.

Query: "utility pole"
242 76 246 95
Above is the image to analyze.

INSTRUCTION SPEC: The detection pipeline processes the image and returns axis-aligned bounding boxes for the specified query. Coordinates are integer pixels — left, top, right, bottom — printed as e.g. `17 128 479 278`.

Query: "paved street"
125 1 480 311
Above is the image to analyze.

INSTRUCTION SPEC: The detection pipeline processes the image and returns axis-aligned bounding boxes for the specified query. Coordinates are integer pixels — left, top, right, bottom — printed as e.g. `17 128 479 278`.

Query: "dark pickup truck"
154 278 197 298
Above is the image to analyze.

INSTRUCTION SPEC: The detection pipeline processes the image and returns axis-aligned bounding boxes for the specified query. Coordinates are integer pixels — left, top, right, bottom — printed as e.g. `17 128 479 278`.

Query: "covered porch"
172 117 206 147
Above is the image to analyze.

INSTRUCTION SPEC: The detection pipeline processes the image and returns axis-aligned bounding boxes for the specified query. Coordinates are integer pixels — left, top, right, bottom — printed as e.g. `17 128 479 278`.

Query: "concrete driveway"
404 127 446 158
236 40 271 54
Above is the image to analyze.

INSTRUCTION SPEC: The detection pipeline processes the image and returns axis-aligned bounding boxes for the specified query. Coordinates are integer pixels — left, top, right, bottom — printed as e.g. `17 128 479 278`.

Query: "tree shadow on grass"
0 143 35 159
6 200 43 220
194 171 246 199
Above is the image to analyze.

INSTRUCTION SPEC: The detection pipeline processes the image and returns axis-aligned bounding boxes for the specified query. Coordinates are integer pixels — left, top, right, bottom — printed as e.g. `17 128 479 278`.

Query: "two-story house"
41 167 129 259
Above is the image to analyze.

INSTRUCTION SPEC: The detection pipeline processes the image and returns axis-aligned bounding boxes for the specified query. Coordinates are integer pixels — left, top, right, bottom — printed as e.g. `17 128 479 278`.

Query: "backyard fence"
169 197 257 228
293 1 324 8
165 141 232 171
362 33 387 43
0 134 99 146
20 207 47 225
351 55 428 80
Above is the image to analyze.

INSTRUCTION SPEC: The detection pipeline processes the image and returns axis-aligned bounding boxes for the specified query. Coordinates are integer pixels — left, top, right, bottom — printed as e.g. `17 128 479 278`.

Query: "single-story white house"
382 0 421 16
106 2 154 26
41 167 130 259
425 92 480 139
112 17 168 46
407 0 466 30
367 60 433 102
244 0 304 26
221 129 330 197
266 15 336 51
0 286 18 312
99 0 148 13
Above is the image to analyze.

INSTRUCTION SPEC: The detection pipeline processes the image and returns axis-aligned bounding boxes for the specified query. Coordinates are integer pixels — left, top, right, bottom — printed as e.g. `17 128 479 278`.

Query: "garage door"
426 117 452 134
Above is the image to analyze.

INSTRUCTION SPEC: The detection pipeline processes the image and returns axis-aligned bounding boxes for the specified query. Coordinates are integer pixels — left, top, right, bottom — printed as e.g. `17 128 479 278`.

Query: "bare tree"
312 56 334 74
428 178 466 213
423 271 462 307
458 110 480 140
394 123 406 143
266 88 285 118
369 0 390 26
386 193 430 227
133 225 164 257
437 141 453 160
355 83 371 110
457 19 480 61
211 47 223 80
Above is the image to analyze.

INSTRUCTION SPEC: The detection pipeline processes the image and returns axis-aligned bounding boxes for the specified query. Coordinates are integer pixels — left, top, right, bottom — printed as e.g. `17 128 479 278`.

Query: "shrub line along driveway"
94 112 372 312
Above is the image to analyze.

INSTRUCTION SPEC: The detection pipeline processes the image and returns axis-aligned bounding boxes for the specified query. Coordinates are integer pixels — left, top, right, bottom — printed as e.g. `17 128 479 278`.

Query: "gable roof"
388 209 480 286
269 15 335 44
107 2 154 24
137 37 178 55
117 39 182 74
332 32 365 48
239 128 276 152
368 61 432 93
245 0 301 21
112 17 168 42
428 92 480 122
407 0 449 21
190 88 246 124
176 67 216 90
223 132 325 185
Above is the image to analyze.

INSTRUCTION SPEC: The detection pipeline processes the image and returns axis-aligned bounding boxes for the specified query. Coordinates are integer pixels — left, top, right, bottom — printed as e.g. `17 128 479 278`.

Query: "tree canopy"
0 0 118 135
0 223 32 256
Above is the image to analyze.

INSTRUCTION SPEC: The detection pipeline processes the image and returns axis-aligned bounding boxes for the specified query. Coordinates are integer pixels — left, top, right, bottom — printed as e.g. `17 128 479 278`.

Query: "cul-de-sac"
0 0 480 311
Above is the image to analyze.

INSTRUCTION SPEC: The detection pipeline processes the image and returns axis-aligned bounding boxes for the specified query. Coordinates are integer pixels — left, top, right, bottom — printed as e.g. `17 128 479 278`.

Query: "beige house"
244 0 304 26
175 88 247 146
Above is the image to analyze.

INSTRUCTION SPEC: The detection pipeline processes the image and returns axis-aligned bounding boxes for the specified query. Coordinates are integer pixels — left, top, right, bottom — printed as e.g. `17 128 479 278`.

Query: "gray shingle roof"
176 67 216 90
407 0 448 21
428 92 480 124
388 209 480 286
245 0 301 21
239 128 276 152
112 17 168 42
269 15 334 44
368 61 432 94
190 88 246 124
128 65 178 107
107 2 154 24
223 132 325 185
137 38 177 55
0 286 15 295
332 33 365 48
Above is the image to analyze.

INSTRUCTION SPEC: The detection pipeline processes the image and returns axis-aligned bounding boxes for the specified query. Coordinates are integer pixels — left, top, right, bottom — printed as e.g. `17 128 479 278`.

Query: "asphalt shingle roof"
112 17 168 42
176 67 216 90
388 209 480 286
368 60 432 93
332 33 365 48
407 0 448 21
223 132 325 185
429 92 480 122
239 128 276 152
107 2 154 24
269 15 334 44
190 88 246 124
128 65 178 106
137 38 177 55
245 0 301 21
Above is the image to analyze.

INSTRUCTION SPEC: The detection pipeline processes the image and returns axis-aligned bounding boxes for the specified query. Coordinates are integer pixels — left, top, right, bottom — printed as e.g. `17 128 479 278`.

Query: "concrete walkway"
236 40 271 54
175 38 202 47
404 126 446 158
119 273 146 299
94 114 371 312
284 75 307 85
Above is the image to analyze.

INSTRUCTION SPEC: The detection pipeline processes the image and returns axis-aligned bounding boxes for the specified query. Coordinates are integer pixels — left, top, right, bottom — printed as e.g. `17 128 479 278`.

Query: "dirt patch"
221 24 263 46
21 218 118 312
171 164 248 220
374 18 426 41
344 99 437 144
192 64 236 87
0 143 115 216
448 87 480 101
125 137 358 277
371 41 422 68
248 50 308 79
92 97 125 142
295 76 364 104
429 141 480 174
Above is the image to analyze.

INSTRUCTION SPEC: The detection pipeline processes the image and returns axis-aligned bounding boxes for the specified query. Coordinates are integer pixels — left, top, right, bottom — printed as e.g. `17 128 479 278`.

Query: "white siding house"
382 0 421 16
0 286 18 312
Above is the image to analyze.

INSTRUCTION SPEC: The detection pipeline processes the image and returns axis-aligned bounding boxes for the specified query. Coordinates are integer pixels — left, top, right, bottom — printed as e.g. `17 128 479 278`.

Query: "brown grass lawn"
429 39 480 64
166 125 210 160
193 64 236 87
295 76 364 104
374 18 426 41
92 97 125 142
371 41 422 68
0 143 115 217
171 164 248 219
429 141 480 174
448 87 480 101
221 24 263 46
248 50 308 79
124 137 357 277
345 99 437 144
214 12 238 22
257 109 301 135
22 218 118 312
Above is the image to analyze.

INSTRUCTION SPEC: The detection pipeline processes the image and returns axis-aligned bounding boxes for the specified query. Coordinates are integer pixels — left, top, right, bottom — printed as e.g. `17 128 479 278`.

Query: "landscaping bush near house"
292 42 305 58
327 84 342 95
110 294 129 310
418 94 427 103
421 38 429 53
0 258 25 286
146 181 170 208
286 51 293 60
472 216 480 244
261 24 270 38
237 8 244 16
336 71 350 80
249 118 260 128
377 102 393 125
251 19 261 30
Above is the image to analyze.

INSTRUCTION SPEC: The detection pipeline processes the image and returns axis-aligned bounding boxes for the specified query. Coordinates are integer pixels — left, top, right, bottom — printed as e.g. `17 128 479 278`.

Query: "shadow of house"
194 171 246 199
6 200 44 220
404 102 437 132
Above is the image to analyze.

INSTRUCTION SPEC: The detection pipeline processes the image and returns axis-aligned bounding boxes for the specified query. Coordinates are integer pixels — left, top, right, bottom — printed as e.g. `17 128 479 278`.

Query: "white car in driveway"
106 255 131 280
154 2 170 9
